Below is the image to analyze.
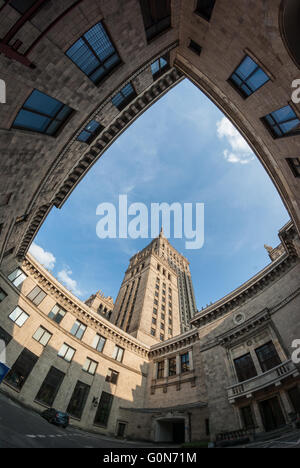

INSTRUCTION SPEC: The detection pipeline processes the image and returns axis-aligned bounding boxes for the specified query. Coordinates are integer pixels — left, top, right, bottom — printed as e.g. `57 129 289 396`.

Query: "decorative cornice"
149 328 199 359
217 309 271 348
191 252 298 329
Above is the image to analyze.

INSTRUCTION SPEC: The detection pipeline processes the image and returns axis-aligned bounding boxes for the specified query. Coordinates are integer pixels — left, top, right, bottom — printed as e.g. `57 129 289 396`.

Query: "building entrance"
259 397 286 432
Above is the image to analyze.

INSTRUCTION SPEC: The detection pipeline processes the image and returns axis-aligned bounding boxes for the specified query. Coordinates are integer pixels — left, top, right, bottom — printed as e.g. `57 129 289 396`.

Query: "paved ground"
0 392 161 448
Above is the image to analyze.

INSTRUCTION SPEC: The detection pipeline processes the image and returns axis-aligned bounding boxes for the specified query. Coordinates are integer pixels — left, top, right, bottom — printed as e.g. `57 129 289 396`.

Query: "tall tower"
110 230 197 345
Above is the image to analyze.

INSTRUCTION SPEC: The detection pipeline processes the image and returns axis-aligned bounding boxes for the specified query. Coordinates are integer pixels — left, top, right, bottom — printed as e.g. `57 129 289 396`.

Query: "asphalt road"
0 391 155 449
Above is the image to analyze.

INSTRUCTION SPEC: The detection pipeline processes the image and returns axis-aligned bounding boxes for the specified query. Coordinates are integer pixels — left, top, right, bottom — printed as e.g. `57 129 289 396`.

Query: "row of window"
2 340 115 426
11 11 170 140
234 341 281 383
6 268 126 361
156 352 190 379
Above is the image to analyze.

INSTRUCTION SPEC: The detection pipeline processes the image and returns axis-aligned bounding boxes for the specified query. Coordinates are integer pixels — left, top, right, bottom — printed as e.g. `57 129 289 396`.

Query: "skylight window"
112 83 137 111
195 0 216 22
66 22 121 85
262 105 300 139
12 89 73 136
77 120 103 144
139 0 171 42
229 55 270 98
151 56 169 80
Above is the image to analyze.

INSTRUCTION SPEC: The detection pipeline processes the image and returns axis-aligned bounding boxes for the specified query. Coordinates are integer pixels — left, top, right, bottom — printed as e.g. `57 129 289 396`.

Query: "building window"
189 40 202 56
66 22 121 85
168 328 172 335
0 287 7 302
33 327 52 346
255 341 281 373
8 268 27 288
139 0 171 42
92 334 106 353
195 0 216 21
106 369 119 385
229 56 270 98
10 0 38 14
58 343 76 363
160 334 164 341
157 361 164 379
9 307 29 327
77 120 103 144
153 308 157 315
240 405 255 429
262 105 300 139
154 299 158 306
117 422 127 438
27 286 47 306
48 304 66 324
155 291 159 297
112 83 137 111
12 90 74 136
152 317 157 325
0 327 12 347
83 358 98 376
160 323 164 330
70 320 87 340
151 328 156 336
169 357 176 376
181 353 190 373
113 345 124 363
35 366 65 407
67 381 90 419
151 56 169 80
5 348 38 390
287 157 300 178
234 353 257 382
94 392 114 427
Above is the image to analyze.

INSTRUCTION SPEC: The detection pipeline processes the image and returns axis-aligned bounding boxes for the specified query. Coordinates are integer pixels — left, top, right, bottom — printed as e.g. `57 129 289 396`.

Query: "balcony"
228 360 299 403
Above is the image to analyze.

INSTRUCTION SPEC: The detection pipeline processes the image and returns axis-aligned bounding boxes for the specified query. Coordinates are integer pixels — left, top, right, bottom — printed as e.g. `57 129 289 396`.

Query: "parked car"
41 408 69 428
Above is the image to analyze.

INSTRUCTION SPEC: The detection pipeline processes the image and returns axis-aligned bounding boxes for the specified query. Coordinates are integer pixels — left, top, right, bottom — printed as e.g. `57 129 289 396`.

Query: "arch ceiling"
0 0 299 266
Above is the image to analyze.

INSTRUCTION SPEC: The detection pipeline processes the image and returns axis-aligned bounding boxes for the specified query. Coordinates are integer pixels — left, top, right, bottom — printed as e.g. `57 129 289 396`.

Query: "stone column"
279 390 294 421
189 349 194 371
252 400 264 432
164 358 168 378
153 362 158 379
176 354 181 375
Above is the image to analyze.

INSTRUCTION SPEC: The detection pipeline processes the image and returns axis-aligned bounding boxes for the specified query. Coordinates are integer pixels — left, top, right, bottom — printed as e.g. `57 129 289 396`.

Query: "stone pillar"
176 354 181 375
279 390 294 421
189 349 194 371
252 400 264 432
153 362 158 379
164 358 168 378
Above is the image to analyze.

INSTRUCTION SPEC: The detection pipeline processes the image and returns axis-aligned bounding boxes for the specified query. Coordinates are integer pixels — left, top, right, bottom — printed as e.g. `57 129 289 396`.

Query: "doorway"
259 397 286 432
156 418 185 443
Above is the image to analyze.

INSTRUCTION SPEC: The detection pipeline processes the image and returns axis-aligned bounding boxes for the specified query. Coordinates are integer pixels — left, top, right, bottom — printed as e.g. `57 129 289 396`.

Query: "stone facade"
0 0 300 444
0 222 299 443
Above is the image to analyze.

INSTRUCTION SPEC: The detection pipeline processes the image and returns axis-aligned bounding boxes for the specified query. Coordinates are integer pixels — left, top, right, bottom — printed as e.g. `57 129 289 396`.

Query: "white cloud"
57 268 82 296
217 117 255 164
29 243 56 270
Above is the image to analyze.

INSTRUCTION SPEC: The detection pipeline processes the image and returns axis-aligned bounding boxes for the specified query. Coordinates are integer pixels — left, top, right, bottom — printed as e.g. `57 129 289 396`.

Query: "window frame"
111 83 137 112
139 0 172 42
66 21 121 86
194 0 216 22
33 326 52 346
261 105 300 139
228 55 270 99
27 285 47 306
287 157 300 178
9 306 29 327
58 343 76 363
12 89 74 137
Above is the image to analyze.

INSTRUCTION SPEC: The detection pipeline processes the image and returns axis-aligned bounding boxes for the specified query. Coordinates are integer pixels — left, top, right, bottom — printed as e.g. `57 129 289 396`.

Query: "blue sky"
30 79 290 309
